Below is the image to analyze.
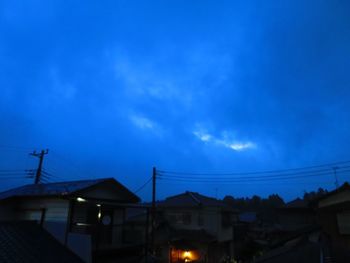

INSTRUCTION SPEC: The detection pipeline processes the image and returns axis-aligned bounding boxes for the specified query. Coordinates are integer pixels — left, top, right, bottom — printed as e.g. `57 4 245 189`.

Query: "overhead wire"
158 165 350 180
134 177 153 194
42 169 64 182
158 160 350 176
157 161 350 185
0 169 31 172
0 175 34 180
0 145 34 151
158 170 350 182
157 180 334 186
158 171 350 183
0 173 31 177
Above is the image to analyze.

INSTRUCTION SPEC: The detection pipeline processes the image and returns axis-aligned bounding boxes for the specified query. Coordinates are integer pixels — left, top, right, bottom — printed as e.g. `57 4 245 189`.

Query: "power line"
134 177 152 194
0 176 34 180
42 170 64 182
0 145 34 151
158 160 350 176
0 173 34 177
158 166 350 180
157 180 334 185
0 169 30 172
42 170 55 177
40 176 50 183
158 169 350 183
42 167 65 179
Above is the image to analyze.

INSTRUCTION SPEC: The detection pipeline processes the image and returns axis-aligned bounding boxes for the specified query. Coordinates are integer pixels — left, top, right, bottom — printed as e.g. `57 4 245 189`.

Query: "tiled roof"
0 178 139 202
158 191 232 209
0 221 84 263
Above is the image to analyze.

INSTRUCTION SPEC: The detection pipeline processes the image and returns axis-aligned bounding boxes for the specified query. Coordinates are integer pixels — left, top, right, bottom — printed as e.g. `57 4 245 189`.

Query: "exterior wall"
318 210 350 253
318 191 350 208
162 207 234 241
17 198 69 222
0 184 139 263
112 209 124 245
0 202 16 220
218 219 234 242
163 208 201 230
16 198 70 244
317 190 350 249
337 212 350 234
278 210 316 230
159 206 235 263
203 207 221 235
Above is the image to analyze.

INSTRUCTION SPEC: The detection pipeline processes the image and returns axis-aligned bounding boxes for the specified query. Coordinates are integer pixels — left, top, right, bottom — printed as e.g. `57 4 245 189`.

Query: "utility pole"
151 166 156 255
332 166 339 189
30 149 49 184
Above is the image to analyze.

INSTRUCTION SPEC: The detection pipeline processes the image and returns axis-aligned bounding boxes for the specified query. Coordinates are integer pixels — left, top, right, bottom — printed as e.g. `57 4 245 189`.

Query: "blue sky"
1 0 350 201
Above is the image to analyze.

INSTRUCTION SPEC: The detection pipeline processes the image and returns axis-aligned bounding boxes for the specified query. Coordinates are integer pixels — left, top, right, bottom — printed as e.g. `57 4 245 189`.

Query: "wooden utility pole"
151 166 156 254
30 149 49 184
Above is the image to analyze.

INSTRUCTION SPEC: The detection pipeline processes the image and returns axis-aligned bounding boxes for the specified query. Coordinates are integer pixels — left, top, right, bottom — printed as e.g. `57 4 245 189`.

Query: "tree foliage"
223 193 285 211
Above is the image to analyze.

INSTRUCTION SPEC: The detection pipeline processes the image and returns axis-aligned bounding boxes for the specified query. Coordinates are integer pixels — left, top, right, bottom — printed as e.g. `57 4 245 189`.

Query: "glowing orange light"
183 250 191 261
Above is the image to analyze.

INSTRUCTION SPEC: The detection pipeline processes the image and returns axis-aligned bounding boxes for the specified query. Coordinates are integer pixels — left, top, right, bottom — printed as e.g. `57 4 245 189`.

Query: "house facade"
0 221 84 263
254 182 350 263
0 178 147 263
277 198 316 232
155 191 238 263
315 182 350 262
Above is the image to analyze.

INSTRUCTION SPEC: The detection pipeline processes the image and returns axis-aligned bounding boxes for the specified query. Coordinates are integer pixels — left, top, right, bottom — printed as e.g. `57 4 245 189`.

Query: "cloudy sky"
1 0 350 201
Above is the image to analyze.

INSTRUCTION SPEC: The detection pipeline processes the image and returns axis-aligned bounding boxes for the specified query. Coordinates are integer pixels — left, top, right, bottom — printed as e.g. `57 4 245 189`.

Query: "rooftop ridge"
0 177 140 203
188 192 201 205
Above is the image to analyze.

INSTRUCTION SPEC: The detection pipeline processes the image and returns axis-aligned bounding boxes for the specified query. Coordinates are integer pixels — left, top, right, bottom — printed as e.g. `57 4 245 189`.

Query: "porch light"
184 251 191 257
76 197 87 202
183 250 192 261
96 204 101 207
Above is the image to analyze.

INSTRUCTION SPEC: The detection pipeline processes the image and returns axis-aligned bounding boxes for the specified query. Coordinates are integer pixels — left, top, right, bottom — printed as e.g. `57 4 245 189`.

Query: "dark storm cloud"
1 0 350 200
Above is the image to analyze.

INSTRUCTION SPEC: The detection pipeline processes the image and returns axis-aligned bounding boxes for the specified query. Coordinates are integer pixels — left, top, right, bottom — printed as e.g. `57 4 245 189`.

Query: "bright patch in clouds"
130 115 155 130
193 130 212 142
225 142 255 151
193 128 256 152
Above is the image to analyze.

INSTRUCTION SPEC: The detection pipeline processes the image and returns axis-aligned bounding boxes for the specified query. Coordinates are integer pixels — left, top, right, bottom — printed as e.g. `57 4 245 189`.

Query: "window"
168 213 191 225
23 210 42 222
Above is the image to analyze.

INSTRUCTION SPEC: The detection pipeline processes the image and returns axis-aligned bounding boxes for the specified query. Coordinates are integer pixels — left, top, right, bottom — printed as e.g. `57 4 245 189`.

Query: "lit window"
76 197 86 202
